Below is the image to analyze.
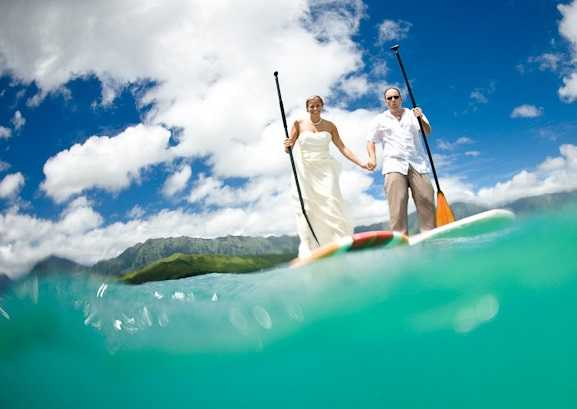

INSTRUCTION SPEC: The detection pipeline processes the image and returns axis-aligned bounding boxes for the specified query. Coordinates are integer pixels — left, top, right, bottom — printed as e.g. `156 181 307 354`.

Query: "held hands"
365 159 377 171
359 160 376 171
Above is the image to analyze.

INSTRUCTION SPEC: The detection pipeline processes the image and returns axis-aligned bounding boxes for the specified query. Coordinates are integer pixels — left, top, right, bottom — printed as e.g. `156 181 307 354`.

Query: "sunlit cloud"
558 1 577 102
0 172 24 199
510 104 543 118
0 126 12 139
377 19 412 43
11 110 25 130
162 164 192 198
41 125 172 203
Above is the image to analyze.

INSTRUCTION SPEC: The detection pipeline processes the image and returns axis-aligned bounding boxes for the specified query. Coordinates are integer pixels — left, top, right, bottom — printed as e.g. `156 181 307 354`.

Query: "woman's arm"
330 123 367 169
284 120 300 152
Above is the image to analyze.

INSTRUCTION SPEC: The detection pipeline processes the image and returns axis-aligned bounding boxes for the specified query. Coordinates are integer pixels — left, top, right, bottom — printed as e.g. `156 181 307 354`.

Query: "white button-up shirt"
367 108 431 175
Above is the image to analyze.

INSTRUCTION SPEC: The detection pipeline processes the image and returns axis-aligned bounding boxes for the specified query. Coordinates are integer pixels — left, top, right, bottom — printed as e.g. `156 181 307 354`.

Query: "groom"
366 87 435 236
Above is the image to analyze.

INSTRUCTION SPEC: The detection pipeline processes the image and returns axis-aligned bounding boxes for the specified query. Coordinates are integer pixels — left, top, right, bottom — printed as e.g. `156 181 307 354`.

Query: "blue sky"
1 0 576 276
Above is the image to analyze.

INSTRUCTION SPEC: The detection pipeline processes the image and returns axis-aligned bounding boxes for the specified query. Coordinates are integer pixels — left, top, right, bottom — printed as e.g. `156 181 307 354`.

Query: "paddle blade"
435 191 455 227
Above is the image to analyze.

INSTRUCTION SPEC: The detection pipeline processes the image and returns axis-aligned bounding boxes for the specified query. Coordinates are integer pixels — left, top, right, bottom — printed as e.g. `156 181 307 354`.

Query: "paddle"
273 71 320 246
390 44 456 227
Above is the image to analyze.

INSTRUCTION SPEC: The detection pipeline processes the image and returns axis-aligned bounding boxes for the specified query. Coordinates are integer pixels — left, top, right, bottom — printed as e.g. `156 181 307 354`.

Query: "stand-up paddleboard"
290 230 408 268
408 209 515 246
290 209 515 268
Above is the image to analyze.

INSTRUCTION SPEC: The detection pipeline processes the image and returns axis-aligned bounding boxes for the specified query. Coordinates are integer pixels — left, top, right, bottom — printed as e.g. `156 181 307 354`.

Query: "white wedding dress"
291 130 353 257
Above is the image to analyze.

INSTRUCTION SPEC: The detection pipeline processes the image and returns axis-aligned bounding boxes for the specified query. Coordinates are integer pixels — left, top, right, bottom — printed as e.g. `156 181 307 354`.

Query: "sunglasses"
386 95 400 101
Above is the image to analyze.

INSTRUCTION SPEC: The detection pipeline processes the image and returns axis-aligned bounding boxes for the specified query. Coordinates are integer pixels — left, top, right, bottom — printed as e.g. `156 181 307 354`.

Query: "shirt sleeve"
366 116 382 143
411 111 429 131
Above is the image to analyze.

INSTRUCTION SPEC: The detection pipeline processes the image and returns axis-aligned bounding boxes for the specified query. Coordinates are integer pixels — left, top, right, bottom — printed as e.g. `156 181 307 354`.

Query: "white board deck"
408 209 515 246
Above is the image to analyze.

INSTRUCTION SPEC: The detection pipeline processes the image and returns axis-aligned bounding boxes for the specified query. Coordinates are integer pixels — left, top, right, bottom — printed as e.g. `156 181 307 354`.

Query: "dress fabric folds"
292 130 353 257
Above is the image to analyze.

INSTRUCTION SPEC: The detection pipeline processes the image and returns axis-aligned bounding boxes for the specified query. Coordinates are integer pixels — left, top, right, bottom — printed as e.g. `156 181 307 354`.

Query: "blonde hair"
305 95 324 111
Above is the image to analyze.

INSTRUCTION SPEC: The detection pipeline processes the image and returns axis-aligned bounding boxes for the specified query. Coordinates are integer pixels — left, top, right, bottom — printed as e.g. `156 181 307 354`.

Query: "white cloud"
0 126 11 139
432 153 455 170
437 136 474 151
377 19 412 43
0 172 25 199
162 164 192 197
57 196 103 235
558 1 577 102
188 174 228 204
456 137 473 145
0 161 10 172
429 144 577 207
528 53 563 72
26 91 45 108
11 110 25 130
41 124 172 203
465 151 480 157
468 82 496 110
371 61 388 77
127 205 145 219
510 104 543 118
470 90 488 104
475 144 577 206
188 173 287 208
559 72 577 103
339 75 370 99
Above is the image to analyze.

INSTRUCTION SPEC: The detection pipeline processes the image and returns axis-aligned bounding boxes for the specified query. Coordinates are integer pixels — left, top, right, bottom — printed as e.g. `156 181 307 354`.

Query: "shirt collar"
384 108 406 120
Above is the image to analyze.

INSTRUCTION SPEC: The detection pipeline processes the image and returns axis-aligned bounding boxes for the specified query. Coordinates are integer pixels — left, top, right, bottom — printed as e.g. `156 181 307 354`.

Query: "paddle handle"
391 46 442 193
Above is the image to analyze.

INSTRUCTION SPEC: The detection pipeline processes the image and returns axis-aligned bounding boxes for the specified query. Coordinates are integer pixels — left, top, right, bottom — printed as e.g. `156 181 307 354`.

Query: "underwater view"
1 205 576 408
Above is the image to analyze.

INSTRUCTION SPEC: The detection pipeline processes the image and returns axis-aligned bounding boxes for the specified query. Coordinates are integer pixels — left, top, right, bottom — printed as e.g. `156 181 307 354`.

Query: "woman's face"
307 99 323 114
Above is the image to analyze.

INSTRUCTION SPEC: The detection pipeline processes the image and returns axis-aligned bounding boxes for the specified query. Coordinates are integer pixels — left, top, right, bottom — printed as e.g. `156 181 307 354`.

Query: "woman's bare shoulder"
322 119 337 129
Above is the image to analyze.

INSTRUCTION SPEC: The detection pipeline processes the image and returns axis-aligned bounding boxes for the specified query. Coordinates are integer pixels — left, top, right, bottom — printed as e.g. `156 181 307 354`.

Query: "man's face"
385 89 402 109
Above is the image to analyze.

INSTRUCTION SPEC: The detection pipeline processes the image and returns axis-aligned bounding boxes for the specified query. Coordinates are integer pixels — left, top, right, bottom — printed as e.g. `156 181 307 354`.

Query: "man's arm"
413 107 431 136
367 141 377 171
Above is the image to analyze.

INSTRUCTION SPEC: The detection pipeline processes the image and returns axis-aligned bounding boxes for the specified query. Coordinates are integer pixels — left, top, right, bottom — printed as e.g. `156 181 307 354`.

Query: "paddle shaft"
273 72 320 247
391 47 443 193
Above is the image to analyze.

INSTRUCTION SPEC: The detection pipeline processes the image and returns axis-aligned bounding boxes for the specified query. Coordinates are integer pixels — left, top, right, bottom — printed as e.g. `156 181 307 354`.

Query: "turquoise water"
1 207 576 408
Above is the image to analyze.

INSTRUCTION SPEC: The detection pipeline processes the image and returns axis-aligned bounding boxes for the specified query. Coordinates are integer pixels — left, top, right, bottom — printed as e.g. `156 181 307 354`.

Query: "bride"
283 95 369 256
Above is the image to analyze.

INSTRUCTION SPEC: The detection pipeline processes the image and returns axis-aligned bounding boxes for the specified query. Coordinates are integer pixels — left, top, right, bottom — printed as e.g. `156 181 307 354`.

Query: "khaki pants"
385 165 435 235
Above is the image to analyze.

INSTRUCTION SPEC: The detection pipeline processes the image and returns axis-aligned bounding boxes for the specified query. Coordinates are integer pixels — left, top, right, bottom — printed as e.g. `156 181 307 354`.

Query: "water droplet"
96 283 108 298
84 311 97 326
454 294 499 333
252 306 272 329
142 306 152 327
0 304 10 320
229 308 249 335
158 312 169 327
113 319 123 331
172 291 185 301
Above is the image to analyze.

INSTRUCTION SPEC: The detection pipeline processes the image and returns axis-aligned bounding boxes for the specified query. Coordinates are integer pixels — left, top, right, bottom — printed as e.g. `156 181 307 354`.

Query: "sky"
1 0 577 277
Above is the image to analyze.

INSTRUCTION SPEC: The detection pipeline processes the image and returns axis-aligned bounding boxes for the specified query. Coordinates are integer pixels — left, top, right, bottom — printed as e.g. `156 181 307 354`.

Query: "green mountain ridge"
92 235 299 276
120 253 294 284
